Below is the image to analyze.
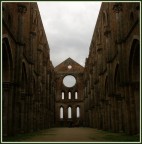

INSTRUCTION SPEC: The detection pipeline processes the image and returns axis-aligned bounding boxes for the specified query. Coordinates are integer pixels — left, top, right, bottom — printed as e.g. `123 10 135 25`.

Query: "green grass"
3 129 57 142
90 129 140 142
3 128 140 142
103 133 139 142
3 130 45 142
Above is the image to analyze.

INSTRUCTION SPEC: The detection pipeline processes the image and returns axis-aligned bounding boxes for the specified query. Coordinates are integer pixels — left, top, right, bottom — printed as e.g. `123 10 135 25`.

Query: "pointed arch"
75 91 78 99
2 37 13 82
60 106 64 119
102 10 108 27
76 106 80 118
129 39 140 82
68 91 71 99
61 91 65 100
68 106 72 118
128 39 140 134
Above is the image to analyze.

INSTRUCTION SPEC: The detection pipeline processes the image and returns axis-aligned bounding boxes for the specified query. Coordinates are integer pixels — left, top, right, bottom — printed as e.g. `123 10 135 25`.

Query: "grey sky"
37 2 102 67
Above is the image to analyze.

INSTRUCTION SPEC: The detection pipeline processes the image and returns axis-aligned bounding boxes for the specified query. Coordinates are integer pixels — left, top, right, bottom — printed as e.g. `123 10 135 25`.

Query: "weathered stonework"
84 2 140 135
55 58 84 127
2 1 140 139
2 2 55 137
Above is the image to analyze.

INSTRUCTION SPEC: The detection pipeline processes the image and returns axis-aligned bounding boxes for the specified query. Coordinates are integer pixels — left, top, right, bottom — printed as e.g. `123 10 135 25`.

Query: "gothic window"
129 39 139 82
63 75 76 87
62 92 64 100
2 38 13 82
68 92 71 99
60 106 64 119
75 92 78 99
76 107 80 118
102 11 108 27
32 9 38 25
68 107 72 118
68 65 72 69
97 28 101 44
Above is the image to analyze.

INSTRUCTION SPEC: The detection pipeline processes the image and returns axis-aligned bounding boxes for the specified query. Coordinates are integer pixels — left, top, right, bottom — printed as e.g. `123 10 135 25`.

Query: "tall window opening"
68 92 71 99
62 92 64 99
75 92 78 99
68 107 72 118
60 106 64 119
76 107 80 118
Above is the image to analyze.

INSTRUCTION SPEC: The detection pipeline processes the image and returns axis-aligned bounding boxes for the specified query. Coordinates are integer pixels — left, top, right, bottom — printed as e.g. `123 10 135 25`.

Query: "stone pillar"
111 96 115 132
129 85 137 134
117 98 123 132
13 4 27 134
2 83 14 136
123 87 130 133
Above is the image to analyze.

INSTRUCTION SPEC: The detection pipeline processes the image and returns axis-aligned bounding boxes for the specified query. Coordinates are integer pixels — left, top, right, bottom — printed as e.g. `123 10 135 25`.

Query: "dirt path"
22 127 98 142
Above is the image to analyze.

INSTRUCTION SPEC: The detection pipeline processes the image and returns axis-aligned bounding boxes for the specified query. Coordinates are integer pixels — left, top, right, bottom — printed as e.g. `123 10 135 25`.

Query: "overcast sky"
37 2 102 67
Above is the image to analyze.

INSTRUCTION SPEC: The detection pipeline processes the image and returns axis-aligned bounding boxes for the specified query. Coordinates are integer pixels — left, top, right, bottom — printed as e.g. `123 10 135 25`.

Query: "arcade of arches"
2 2 140 138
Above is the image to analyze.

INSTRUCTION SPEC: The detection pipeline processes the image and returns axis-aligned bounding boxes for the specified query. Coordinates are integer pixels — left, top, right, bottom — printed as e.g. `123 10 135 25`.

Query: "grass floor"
3 128 140 142
89 129 140 142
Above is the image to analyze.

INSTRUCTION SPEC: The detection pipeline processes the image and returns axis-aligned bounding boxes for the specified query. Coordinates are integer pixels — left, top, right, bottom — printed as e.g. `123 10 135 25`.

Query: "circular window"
63 75 76 87
68 65 72 69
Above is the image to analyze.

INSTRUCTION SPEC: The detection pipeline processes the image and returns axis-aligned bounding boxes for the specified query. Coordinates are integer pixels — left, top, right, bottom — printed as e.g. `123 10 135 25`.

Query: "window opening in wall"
60 107 63 119
68 65 72 69
68 92 71 99
76 107 80 118
62 92 64 99
68 107 72 118
75 92 78 99
63 75 76 87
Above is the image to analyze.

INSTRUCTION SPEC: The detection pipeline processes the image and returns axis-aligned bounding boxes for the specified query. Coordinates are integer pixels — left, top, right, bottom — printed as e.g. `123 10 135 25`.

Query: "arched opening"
61 92 64 100
129 39 140 82
75 92 78 99
2 38 13 82
97 29 101 44
129 39 140 134
2 37 13 136
68 92 71 99
68 107 72 119
19 63 28 132
60 106 64 119
76 106 80 118
102 11 108 27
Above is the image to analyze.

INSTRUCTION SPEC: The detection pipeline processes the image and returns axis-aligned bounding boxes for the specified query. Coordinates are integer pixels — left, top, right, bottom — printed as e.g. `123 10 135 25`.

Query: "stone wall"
2 2 55 137
2 2 140 138
84 2 140 135
55 58 84 127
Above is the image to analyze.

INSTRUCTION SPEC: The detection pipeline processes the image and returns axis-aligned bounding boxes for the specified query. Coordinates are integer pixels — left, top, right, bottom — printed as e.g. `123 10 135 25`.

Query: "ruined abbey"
2 2 140 139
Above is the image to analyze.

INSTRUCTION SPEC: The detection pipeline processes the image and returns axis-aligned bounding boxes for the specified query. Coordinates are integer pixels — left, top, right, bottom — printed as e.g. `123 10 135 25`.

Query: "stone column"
3 83 14 136
16 4 27 134
129 85 137 134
